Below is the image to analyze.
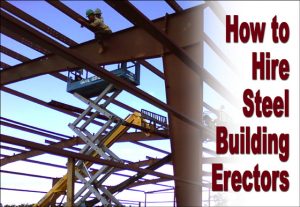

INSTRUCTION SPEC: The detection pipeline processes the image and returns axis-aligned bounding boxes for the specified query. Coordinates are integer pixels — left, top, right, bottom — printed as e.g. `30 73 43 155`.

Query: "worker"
74 69 84 81
94 8 101 18
203 113 215 129
85 9 112 54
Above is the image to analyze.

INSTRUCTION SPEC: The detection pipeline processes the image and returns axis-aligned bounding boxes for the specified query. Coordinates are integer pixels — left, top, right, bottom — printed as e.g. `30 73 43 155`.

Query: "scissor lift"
67 62 140 99
35 62 169 206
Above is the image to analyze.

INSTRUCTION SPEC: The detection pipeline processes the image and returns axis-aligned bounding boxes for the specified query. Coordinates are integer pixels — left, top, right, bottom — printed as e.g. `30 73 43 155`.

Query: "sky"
0 1 291 206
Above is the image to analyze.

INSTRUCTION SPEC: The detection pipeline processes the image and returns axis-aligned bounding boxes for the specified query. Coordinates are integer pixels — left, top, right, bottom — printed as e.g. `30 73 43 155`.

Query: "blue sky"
0 1 235 205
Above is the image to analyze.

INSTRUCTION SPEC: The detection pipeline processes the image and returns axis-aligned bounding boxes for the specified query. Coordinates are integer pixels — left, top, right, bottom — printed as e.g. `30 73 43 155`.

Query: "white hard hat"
94 8 102 15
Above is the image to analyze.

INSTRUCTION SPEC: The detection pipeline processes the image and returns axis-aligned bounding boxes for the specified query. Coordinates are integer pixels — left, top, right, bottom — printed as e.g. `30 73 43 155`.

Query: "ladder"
35 84 146 206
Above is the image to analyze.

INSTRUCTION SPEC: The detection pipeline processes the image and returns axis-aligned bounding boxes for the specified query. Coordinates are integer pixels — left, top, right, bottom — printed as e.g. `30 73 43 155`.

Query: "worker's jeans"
95 30 112 44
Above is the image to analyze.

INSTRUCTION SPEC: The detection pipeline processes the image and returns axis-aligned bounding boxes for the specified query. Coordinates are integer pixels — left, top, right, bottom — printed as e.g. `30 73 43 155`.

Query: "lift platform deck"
67 62 140 98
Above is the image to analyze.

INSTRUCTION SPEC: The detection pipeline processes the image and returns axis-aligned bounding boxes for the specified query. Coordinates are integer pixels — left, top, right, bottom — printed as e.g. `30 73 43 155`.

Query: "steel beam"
1 169 57 180
164 45 204 205
0 170 149 196
124 158 159 169
1 152 174 191
118 132 167 142
161 2 205 203
0 187 145 200
110 154 172 194
0 187 47 194
0 136 81 166
0 134 174 180
86 154 172 206
1 121 168 166
146 188 174 194
1 134 206 190
137 60 165 79
203 33 236 72
48 100 112 121
1 1 77 47
45 0 94 32
203 102 219 116
1 86 104 126
45 139 81 151
0 153 67 169
137 60 220 118
1 145 25 153
205 1 226 25
0 61 11 69
0 45 30 62
1 26 50 54
136 59 220 119
67 158 75 206
128 178 169 188
1 22 79 82
165 0 183 13
131 141 169 155
1 117 71 139
0 119 71 142
48 100 170 138
0 85 79 115
102 96 137 112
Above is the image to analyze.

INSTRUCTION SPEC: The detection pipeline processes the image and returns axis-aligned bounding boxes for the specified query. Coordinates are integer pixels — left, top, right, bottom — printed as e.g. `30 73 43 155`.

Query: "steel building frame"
0 1 232 206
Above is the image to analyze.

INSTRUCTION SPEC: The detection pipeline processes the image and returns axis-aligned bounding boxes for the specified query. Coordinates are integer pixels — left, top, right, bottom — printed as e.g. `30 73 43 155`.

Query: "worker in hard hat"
84 9 112 53
94 8 101 18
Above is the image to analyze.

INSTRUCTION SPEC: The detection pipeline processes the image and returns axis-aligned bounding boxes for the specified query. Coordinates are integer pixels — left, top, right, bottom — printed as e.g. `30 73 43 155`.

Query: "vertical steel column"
67 158 75 206
144 192 147 207
163 9 204 207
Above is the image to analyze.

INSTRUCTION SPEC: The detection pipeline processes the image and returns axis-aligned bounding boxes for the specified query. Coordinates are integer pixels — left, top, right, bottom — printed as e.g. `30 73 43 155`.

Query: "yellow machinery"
34 81 165 206
35 115 145 206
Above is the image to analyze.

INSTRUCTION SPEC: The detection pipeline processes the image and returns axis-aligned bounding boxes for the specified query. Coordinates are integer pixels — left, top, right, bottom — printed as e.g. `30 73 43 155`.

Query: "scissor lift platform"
67 62 140 98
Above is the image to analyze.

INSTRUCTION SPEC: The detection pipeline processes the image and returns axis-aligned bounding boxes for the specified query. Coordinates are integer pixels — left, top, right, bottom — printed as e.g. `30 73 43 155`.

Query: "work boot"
98 44 105 54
